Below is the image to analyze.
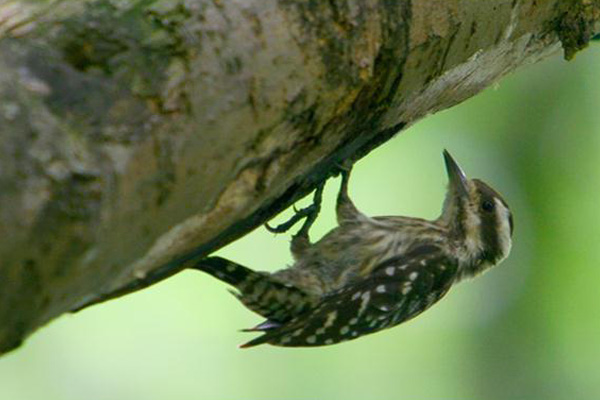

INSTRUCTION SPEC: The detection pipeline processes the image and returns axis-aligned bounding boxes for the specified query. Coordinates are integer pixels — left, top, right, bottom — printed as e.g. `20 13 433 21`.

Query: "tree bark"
0 0 597 354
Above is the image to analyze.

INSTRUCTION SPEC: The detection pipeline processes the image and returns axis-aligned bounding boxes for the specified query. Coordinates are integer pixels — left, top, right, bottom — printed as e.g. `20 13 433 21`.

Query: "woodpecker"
191 150 514 348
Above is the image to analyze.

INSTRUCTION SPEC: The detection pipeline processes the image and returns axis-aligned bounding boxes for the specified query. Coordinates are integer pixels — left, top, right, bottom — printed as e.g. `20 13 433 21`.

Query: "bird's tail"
188 256 317 327
186 256 259 287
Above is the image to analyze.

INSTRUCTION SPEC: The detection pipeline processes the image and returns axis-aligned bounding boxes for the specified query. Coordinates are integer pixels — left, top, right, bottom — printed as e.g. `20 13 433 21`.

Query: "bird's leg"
289 182 325 258
293 182 325 239
265 182 325 259
336 164 362 225
265 182 325 235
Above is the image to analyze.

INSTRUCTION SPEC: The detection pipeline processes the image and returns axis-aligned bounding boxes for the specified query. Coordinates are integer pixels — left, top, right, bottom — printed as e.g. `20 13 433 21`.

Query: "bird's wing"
240 253 457 348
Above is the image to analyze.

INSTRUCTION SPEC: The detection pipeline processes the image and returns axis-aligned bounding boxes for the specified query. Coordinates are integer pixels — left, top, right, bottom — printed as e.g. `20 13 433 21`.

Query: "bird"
189 150 514 348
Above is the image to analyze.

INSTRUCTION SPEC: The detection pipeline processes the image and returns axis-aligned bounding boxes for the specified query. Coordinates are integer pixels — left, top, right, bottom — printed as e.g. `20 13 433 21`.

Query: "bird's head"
438 150 513 280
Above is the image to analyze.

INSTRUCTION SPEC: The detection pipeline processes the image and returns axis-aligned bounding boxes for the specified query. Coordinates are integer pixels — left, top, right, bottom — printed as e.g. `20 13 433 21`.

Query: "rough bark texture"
0 0 598 354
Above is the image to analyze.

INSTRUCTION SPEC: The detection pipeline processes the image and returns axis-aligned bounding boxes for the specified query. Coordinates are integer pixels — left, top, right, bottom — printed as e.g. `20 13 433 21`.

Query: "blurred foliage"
1 46 599 400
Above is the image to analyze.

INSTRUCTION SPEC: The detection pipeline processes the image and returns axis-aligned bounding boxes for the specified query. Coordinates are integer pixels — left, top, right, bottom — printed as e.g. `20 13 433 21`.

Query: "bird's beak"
443 150 469 198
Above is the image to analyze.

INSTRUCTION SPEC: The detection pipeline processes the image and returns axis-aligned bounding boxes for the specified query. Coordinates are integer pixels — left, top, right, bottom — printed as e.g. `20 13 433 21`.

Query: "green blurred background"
1 47 599 399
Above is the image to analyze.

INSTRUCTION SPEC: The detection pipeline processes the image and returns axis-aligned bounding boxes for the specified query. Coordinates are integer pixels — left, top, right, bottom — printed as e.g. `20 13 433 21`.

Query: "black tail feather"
187 256 259 287
189 256 317 326
240 320 282 332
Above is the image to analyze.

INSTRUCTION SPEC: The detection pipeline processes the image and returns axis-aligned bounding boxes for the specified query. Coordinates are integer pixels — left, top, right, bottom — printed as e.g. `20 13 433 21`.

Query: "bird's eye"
481 200 495 212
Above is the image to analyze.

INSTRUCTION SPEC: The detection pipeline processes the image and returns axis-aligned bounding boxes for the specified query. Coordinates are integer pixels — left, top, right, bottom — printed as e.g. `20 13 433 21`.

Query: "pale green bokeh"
1 48 599 399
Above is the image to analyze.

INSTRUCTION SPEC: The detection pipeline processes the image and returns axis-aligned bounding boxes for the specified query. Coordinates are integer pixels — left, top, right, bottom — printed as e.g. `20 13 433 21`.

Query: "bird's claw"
264 181 325 235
